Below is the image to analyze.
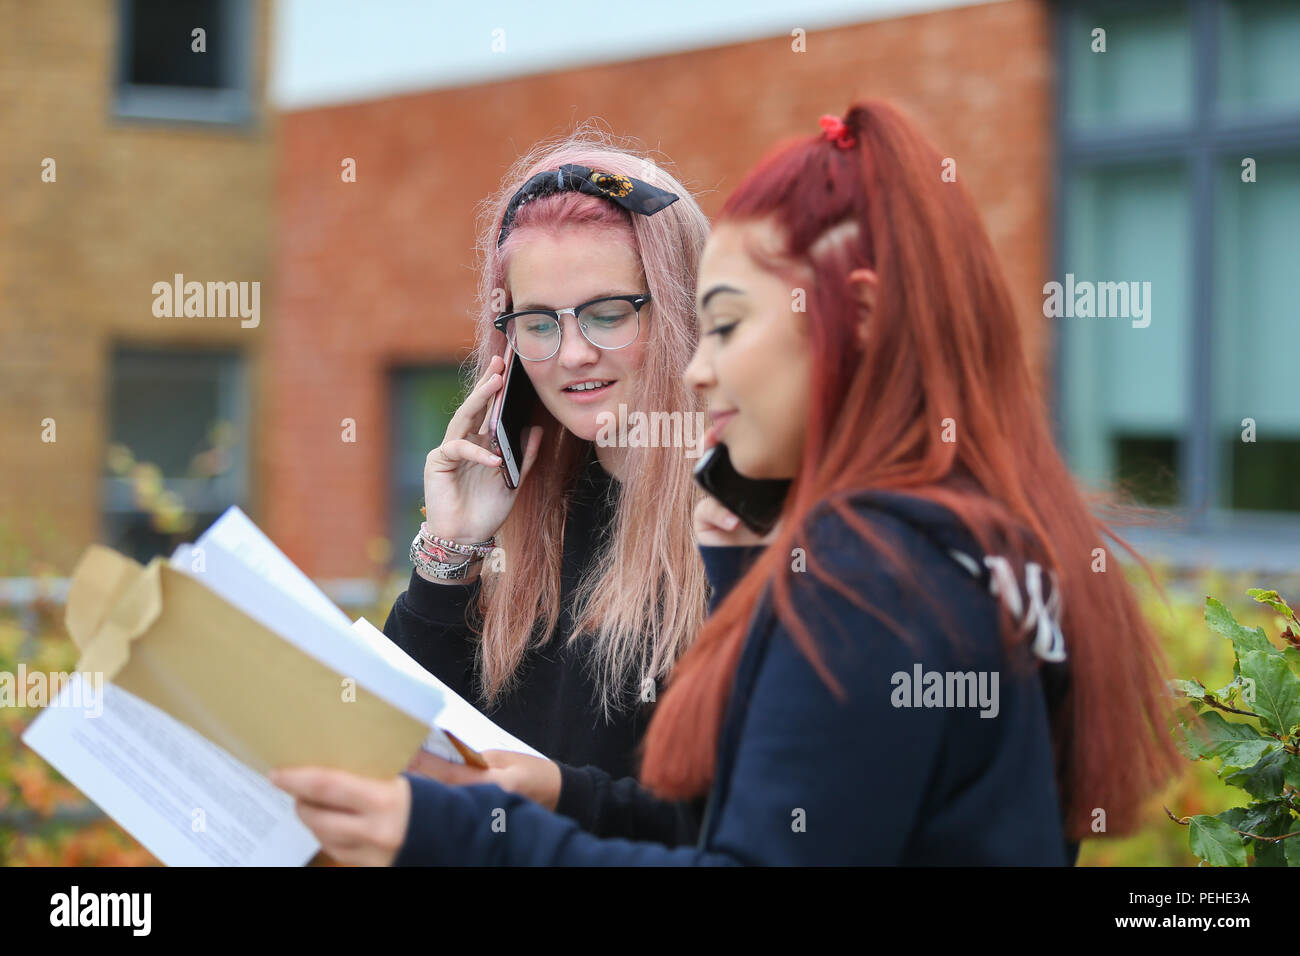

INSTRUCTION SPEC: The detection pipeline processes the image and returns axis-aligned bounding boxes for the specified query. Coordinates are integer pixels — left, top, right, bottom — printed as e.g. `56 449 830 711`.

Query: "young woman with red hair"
275 101 1180 865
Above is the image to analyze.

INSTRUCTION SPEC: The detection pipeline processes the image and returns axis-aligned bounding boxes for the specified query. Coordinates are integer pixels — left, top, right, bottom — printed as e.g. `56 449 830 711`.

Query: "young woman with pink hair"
381 133 712 810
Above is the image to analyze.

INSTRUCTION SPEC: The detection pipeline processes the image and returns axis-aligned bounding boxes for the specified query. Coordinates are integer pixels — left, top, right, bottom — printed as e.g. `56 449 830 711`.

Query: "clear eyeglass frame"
492 293 651 362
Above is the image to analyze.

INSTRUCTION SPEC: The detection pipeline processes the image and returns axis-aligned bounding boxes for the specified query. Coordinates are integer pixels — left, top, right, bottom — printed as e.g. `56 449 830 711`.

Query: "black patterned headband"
496 163 680 247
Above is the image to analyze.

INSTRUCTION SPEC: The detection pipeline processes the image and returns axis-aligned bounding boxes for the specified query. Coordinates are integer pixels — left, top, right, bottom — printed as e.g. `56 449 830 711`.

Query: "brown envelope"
65 545 430 778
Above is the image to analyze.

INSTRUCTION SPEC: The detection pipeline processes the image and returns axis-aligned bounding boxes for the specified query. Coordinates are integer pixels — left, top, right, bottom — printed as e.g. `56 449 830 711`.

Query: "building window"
104 347 248 562
114 0 253 125
1056 0 1300 535
388 367 467 567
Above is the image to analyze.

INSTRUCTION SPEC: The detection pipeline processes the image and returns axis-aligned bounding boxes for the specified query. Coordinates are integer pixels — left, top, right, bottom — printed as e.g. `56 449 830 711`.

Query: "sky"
270 0 999 108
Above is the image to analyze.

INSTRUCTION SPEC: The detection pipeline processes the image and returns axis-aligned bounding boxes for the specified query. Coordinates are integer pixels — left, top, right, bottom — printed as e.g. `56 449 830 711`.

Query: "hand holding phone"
693 493 776 547
692 443 791 538
422 354 543 556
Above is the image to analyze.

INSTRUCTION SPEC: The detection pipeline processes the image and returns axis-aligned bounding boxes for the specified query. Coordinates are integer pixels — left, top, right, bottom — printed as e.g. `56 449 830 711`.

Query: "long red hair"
639 101 1180 840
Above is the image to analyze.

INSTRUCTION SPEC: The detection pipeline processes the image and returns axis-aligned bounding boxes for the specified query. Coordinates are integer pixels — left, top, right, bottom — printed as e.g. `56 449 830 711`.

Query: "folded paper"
65 545 429 778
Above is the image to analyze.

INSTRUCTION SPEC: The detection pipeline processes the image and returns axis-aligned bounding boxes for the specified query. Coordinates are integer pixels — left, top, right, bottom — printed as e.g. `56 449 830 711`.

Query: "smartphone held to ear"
488 347 540 489
692 443 791 535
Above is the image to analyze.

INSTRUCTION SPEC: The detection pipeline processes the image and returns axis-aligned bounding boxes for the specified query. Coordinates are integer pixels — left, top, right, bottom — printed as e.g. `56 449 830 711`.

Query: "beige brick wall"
0 0 275 572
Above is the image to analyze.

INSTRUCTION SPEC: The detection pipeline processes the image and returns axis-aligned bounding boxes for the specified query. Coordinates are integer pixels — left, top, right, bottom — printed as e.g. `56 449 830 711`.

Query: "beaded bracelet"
418 522 496 560
413 536 472 564
410 534 474 580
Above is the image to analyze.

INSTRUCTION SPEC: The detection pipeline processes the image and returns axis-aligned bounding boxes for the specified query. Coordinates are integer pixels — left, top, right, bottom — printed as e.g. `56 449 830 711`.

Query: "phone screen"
492 349 540 488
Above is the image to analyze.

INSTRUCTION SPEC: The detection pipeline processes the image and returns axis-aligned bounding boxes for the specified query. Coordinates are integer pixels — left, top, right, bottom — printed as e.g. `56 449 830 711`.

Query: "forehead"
698 219 792 293
505 229 642 306
700 219 786 273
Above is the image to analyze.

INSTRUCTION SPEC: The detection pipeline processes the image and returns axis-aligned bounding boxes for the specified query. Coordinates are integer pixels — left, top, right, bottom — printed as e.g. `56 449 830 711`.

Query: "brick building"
6 0 1297 592
2 0 274 578
270 0 1055 582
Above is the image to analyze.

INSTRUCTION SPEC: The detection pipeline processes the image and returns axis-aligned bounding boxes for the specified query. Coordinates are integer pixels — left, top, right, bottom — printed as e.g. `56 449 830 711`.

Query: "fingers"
695 495 741 533
430 437 502 472
479 749 521 770
475 354 506 436
445 355 504 442
294 801 370 848
407 749 490 785
477 750 561 809
515 426 545 487
284 775 411 867
270 767 381 812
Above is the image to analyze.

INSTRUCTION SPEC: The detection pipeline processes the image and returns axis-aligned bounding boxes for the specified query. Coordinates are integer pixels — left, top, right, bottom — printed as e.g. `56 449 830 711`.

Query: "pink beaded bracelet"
418 523 496 560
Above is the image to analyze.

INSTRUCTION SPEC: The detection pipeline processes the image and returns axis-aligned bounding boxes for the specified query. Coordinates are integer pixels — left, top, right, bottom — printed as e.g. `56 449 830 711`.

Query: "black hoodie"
383 447 656 780
394 489 1077 865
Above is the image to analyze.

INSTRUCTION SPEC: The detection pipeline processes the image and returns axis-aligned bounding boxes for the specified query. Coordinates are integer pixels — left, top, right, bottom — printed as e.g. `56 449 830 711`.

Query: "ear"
847 268 878 347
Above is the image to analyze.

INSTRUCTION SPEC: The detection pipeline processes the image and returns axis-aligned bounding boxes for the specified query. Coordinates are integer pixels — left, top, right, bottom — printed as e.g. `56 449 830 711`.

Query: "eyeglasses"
493 293 650 362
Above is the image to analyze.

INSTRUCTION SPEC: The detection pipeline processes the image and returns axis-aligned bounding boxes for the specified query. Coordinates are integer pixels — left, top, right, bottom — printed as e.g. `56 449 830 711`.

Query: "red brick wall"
270 0 1054 577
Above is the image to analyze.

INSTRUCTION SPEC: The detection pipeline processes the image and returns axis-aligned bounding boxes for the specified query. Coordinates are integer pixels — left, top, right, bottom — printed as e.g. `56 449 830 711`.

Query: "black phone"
692 443 791 535
489 346 540 489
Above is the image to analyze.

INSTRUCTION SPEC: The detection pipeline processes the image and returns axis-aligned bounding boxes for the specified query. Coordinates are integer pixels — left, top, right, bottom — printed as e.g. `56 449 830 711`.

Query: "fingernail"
725 514 739 529
490 455 501 465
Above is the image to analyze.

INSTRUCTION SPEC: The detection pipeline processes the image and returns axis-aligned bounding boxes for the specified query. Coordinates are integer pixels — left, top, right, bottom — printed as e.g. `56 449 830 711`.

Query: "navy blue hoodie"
394 490 1074 865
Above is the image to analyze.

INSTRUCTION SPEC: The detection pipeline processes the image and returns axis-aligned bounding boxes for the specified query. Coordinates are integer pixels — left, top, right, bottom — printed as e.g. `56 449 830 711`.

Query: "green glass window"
1066 4 1192 131
1061 163 1191 505
1213 154 1300 511
1217 0 1300 116
388 366 467 566
1058 0 1300 528
103 347 247 561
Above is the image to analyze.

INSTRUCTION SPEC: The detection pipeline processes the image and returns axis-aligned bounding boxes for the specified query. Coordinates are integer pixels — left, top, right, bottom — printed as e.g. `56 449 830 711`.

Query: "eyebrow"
698 284 744 309
512 290 631 311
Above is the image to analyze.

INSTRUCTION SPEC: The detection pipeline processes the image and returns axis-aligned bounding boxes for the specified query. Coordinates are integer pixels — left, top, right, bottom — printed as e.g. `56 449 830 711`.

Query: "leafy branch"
1165 805 1300 841
1169 589 1300 867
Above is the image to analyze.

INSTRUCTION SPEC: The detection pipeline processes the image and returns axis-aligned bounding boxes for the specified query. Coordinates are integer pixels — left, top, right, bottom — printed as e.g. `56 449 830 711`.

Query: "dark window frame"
1052 0 1300 555
387 364 470 569
102 346 250 556
112 0 254 127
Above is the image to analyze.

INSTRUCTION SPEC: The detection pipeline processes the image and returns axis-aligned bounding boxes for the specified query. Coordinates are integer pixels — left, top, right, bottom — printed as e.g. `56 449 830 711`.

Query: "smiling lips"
704 409 736 446
562 379 616 403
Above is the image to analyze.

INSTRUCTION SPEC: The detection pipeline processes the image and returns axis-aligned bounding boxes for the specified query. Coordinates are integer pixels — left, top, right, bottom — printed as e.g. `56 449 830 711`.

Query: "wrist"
419 522 496 559
415 562 482 586
410 530 489 582
539 760 562 811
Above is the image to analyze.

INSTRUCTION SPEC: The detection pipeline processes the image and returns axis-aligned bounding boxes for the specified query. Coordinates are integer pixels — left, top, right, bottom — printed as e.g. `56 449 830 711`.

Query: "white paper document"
23 676 320 867
23 506 545 867
191 506 352 630
349 617 544 759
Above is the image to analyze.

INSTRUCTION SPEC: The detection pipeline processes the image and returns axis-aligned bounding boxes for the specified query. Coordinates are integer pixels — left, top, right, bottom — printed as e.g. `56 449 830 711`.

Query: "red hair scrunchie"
818 114 857 150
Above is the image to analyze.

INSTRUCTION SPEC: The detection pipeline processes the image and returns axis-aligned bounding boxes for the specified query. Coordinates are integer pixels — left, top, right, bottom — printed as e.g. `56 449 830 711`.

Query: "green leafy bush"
1169 589 1300 866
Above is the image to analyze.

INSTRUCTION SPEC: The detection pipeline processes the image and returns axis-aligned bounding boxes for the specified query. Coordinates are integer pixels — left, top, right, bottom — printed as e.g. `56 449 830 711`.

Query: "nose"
556 313 600 368
683 338 714 394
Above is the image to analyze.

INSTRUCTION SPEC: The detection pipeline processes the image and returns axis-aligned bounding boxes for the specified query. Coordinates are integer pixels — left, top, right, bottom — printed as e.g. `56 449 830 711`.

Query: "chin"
727 438 790 481
573 394 626 443
725 442 763 478
558 408 608 443
568 420 599 442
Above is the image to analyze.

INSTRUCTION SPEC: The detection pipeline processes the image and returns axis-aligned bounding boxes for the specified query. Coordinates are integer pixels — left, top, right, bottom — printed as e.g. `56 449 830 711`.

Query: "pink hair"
465 130 710 715
499 189 638 255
